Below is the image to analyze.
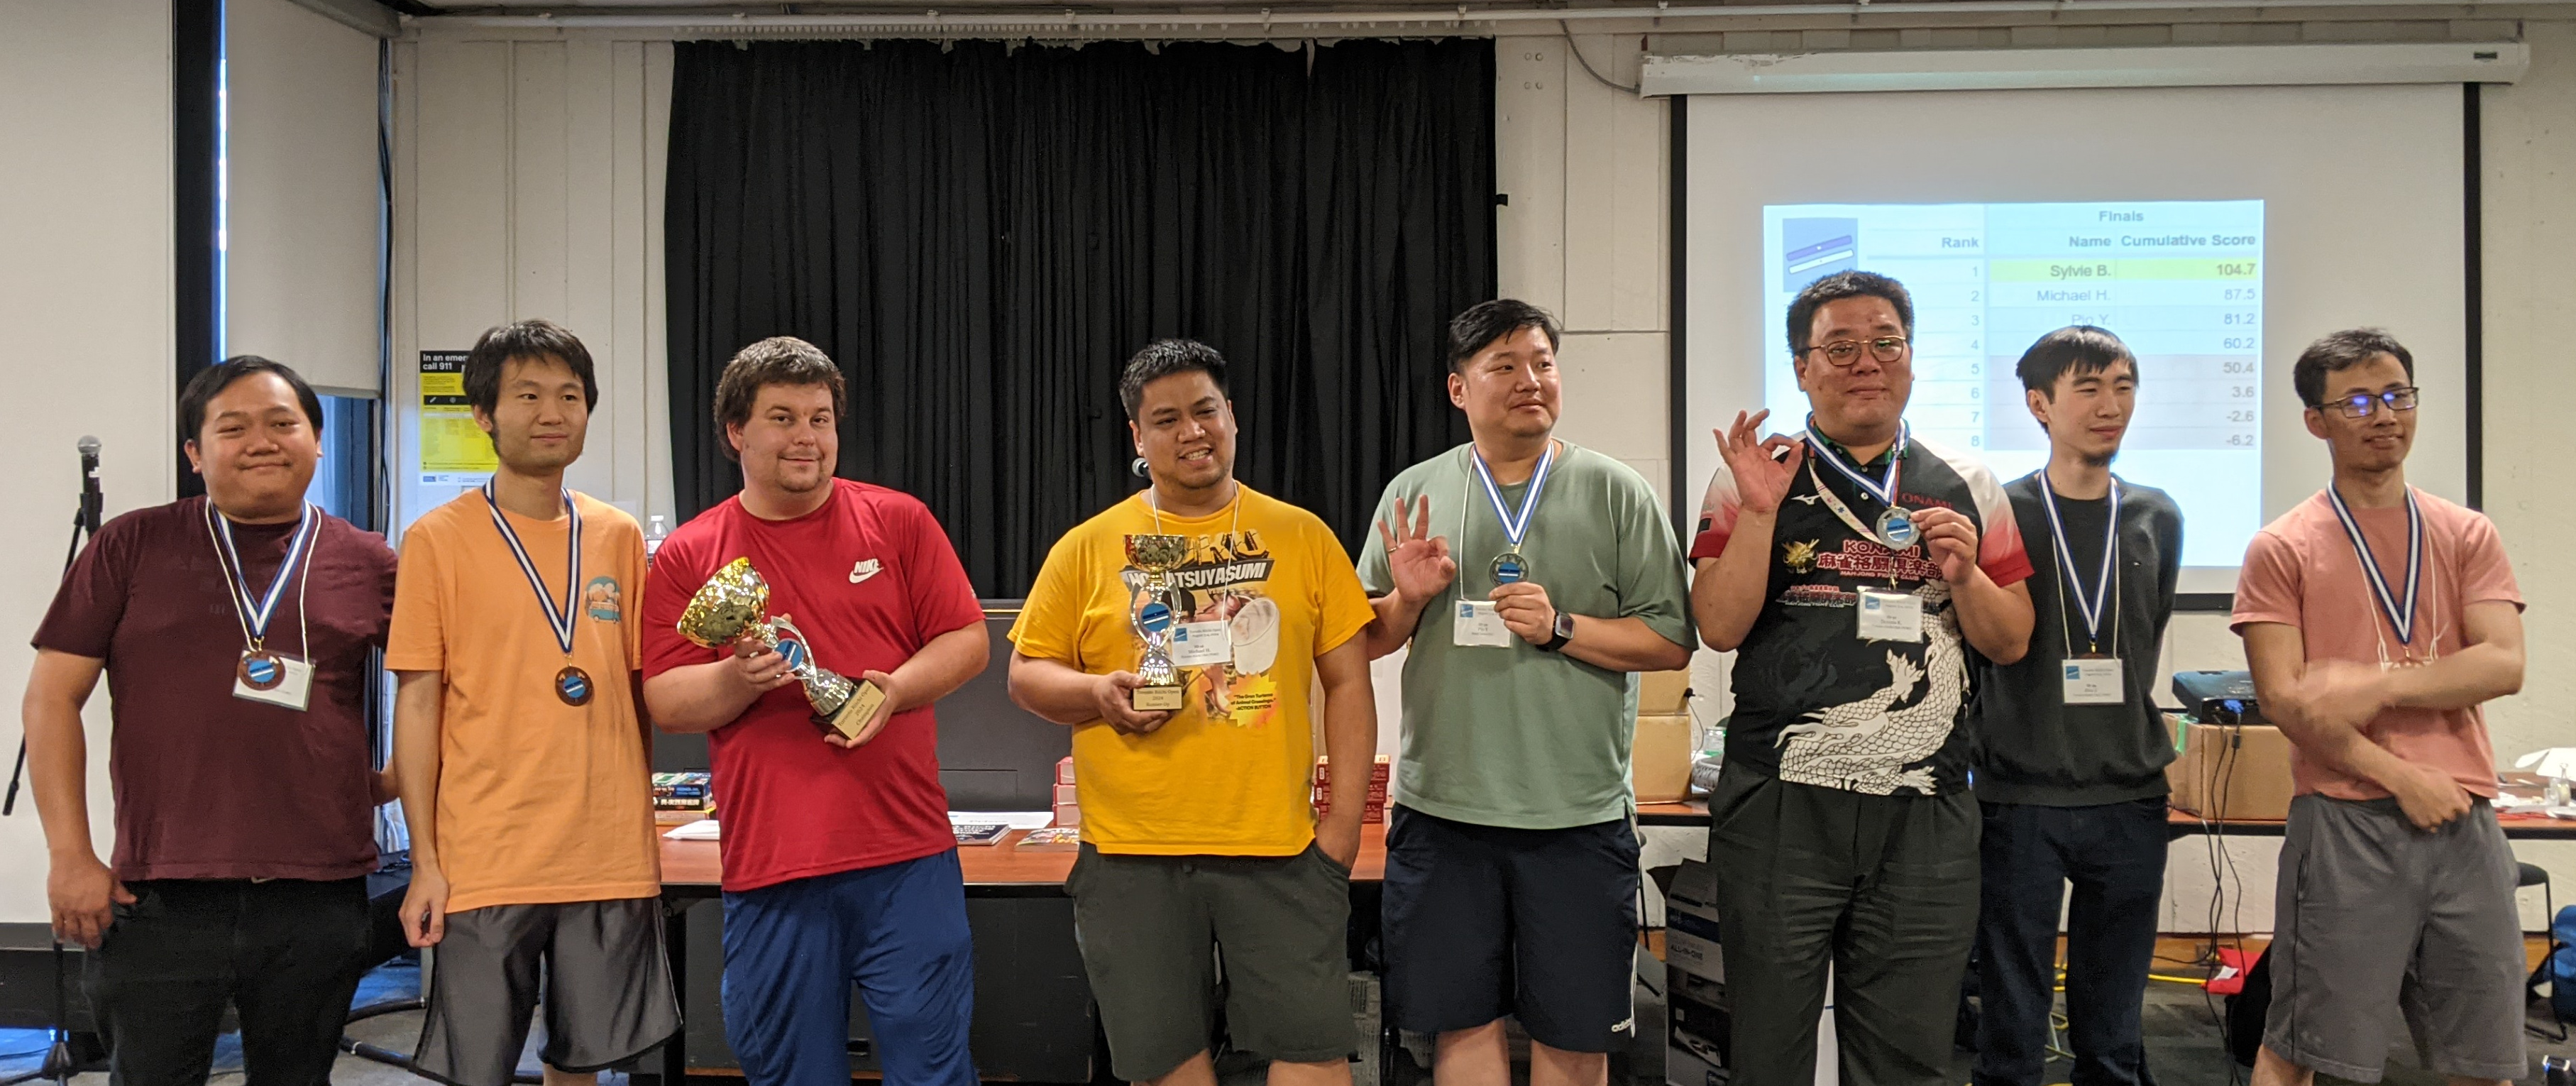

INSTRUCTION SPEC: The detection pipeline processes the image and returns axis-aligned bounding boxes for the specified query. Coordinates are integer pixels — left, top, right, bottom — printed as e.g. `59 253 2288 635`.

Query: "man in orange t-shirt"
388 320 678 1086
2233 329 2526 1086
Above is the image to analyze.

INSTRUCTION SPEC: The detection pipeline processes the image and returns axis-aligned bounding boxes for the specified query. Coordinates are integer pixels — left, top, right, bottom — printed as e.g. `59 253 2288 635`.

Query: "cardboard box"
1634 713 1694 803
1055 756 1075 785
1639 669 1691 716
2166 716 2296 820
1661 861 1839 1086
1666 972 1730 1086
1052 803 1079 827
1664 860 1724 982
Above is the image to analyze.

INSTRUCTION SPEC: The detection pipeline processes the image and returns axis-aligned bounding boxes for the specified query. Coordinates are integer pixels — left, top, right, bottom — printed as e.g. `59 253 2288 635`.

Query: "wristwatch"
1538 610 1575 653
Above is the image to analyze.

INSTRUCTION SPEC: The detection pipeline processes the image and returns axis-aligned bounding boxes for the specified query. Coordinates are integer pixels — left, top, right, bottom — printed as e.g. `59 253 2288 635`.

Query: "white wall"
387 35 675 533
0 0 177 924
227 0 382 394
2472 16 2576 928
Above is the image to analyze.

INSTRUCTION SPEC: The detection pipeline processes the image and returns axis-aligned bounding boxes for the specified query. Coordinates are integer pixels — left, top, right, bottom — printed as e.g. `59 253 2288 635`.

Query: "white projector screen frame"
1678 83 2470 598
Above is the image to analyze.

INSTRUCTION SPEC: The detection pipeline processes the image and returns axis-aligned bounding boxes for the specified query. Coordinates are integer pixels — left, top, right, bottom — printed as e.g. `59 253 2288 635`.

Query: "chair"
2521 862 2566 1042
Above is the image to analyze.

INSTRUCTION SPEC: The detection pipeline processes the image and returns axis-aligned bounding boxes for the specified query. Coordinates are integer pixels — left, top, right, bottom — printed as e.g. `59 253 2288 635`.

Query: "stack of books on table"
1311 755 1389 823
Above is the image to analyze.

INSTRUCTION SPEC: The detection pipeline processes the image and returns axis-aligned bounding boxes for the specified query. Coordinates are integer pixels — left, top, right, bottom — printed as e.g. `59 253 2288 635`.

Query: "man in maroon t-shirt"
23 357 397 1086
642 336 989 1086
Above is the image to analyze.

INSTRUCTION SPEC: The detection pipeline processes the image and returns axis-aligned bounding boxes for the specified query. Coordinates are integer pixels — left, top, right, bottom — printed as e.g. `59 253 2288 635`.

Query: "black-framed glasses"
1807 336 1909 367
2326 386 2419 418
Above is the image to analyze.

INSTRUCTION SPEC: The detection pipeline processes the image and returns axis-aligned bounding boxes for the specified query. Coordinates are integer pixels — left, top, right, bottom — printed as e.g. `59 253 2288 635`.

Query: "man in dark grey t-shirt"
1968 327 2184 1086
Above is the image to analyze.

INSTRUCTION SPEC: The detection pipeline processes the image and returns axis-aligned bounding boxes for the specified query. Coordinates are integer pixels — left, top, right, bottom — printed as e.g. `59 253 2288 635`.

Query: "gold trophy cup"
678 557 890 745
1124 534 1190 711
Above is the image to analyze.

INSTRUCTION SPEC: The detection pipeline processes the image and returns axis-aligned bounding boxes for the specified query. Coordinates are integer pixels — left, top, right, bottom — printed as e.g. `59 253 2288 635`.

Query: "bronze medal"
556 665 593 706
238 649 286 691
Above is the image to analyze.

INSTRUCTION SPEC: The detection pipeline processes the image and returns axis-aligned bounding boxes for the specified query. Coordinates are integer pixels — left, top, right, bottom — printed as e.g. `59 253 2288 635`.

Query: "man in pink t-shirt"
2233 329 2526 1086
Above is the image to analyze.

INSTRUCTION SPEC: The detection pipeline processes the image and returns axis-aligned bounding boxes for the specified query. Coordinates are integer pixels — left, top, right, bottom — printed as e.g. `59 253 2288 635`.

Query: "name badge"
2062 657 2126 705
1453 600 1515 648
1169 620 1231 667
1856 588 1924 643
233 656 314 711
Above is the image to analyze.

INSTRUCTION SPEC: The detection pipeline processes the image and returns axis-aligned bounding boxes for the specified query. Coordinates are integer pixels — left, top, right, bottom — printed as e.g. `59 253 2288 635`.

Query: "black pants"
1971 799 2167 1086
1705 768 1980 1086
84 877 373 1086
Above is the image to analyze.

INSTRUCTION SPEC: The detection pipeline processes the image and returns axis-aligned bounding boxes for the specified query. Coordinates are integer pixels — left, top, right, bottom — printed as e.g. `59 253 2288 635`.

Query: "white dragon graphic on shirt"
1773 580 1965 795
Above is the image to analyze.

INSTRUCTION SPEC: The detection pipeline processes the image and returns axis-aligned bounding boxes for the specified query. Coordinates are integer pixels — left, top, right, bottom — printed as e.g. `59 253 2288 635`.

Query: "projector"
2170 669 2264 725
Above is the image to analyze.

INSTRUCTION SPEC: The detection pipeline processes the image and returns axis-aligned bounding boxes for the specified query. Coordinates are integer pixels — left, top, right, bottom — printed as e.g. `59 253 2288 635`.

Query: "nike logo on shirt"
849 559 882 584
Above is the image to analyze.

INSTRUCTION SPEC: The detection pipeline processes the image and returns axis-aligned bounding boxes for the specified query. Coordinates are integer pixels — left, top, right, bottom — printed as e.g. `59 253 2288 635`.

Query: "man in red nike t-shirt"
641 336 989 1086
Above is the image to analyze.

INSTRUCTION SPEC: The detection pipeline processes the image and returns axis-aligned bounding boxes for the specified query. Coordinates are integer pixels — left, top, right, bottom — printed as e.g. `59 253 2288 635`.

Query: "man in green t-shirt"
1357 299 1695 1085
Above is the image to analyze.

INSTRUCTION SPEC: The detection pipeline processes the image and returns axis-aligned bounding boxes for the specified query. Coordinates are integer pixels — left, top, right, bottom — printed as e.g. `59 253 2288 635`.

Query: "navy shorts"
1380 804 1641 1052
720 850 977 1086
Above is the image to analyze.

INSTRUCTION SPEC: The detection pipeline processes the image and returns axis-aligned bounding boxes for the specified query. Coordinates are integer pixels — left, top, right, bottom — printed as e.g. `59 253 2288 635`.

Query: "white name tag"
1453 600 1515 648
1169 620 1231 667
233 657 314 711
1856 588 1924 643
2061 657 2126 705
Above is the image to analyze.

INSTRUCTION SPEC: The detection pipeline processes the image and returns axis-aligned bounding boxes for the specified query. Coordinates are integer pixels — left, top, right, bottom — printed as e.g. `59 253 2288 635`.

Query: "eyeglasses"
1806 336 1910 368
2324 387 2419 418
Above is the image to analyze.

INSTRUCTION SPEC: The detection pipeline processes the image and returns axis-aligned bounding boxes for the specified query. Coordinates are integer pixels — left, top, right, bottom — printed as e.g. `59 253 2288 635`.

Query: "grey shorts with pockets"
2263 794 2525 1083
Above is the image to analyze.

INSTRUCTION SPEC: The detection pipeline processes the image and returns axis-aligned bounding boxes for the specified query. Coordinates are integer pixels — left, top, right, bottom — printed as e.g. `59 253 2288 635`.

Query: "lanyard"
1470 441 1556 553
2037 474 2123 654
2326 485 2422 647
1145 483 1244 542
1803 419 1908 508
483 481 583 658
1805 457 1881 542
207 500 319 653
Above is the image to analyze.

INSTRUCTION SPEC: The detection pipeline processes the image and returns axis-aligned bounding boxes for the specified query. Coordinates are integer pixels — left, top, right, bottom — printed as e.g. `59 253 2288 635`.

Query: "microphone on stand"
9 437 104 821
77 436 101 536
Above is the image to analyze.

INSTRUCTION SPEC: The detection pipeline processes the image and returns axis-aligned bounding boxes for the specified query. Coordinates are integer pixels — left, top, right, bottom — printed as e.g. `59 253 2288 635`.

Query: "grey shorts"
2263 794 2525 1083
1067 843 1356 1081
413 897 683 1086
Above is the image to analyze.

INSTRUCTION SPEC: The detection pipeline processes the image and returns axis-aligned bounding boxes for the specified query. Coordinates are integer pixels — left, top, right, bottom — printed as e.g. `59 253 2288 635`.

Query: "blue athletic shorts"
720 850 976 1086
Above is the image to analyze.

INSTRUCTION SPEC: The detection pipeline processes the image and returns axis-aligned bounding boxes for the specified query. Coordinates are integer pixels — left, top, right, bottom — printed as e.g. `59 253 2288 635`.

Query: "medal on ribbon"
483 482 590 706
1472 442 1556 586
2326 484 2423 650
208 501 319 691
1805 419 1912 549
2037 475 2123 656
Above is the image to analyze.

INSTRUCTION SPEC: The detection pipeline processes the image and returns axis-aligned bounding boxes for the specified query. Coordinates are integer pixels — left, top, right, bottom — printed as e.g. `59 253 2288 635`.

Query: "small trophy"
1124 534 1190 711
678 557 890 745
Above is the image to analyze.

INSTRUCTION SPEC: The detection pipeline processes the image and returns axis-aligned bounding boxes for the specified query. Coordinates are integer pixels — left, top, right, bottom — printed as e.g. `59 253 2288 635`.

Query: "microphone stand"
2 460 101 1086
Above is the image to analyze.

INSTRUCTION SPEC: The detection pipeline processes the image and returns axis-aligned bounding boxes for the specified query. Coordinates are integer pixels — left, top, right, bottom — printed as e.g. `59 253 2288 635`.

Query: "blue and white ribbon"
483 481 583 657
1470 441 1558 552
1804 418 1910 508
2037 476 2122 652
211 501 319 647
2326 485 2422 646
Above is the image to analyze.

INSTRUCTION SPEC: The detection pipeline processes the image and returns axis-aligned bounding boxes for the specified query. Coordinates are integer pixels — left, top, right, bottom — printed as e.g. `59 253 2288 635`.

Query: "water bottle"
644 514 670 567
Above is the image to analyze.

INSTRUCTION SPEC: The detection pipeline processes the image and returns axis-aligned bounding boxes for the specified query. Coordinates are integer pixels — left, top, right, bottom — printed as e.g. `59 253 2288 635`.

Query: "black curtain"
175 0 221 497
665 38 1494 597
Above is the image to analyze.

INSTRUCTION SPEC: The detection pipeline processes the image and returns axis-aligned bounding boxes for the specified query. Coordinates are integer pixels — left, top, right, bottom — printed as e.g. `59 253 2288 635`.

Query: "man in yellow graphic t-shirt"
1008 339 1378 1086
